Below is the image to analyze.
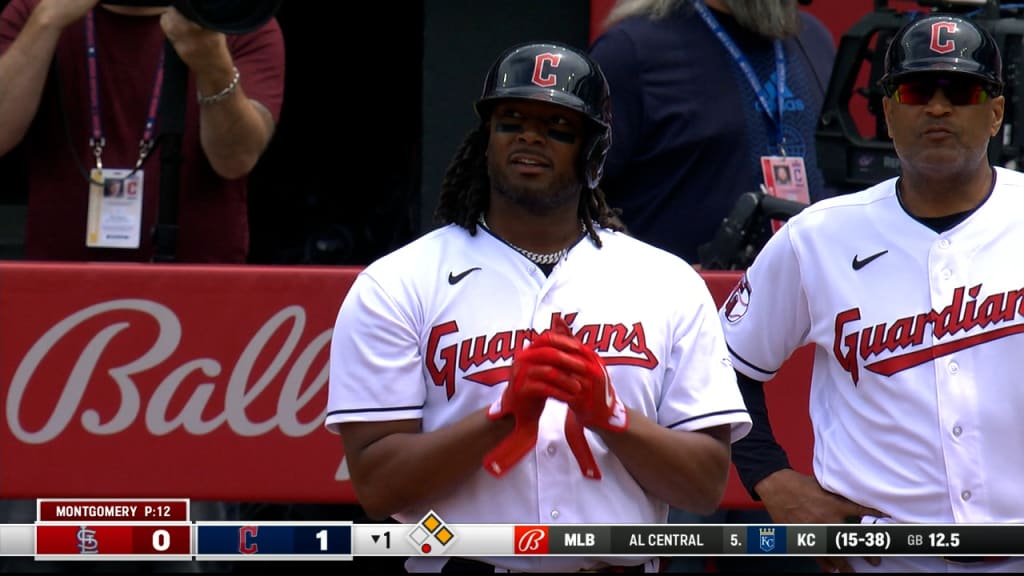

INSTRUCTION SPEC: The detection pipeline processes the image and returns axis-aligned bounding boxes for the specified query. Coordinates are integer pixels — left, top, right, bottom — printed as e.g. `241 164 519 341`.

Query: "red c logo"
930 22 957 54
532 54 562 87
239 525 258 555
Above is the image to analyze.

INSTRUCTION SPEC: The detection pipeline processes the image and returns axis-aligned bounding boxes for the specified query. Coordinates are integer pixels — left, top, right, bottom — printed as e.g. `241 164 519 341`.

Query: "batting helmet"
880 14 1003 97
475 42 612 189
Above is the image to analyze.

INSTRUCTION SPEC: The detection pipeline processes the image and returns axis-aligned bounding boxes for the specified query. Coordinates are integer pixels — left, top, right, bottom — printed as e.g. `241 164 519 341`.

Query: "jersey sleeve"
325 271 425 432
719 224 811 381
657 271 752 443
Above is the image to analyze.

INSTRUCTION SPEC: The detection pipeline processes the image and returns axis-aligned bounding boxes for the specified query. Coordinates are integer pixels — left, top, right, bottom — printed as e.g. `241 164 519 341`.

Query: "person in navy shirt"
591 0 840 266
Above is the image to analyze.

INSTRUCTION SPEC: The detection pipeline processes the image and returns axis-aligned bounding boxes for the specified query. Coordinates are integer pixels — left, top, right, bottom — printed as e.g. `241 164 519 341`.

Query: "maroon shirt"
0 1 285 262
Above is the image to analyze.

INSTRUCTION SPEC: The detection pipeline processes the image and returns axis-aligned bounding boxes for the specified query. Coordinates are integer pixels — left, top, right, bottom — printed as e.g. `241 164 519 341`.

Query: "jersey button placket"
536 405 570 523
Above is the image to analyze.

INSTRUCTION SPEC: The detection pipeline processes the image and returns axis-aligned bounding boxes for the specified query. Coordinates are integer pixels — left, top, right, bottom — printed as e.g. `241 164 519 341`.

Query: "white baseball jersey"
721 166 1024 526
326 222 751 573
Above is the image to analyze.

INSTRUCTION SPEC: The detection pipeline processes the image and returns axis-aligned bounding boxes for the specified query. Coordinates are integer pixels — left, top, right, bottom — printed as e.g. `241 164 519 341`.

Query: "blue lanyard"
692 0 788 153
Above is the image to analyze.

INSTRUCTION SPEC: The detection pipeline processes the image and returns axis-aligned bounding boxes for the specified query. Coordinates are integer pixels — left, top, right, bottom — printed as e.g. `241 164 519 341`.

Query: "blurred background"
0 0 889 266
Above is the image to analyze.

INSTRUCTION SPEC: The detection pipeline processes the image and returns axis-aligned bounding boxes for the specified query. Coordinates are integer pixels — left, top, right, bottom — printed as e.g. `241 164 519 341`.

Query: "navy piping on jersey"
666 408 750 430
327 405 424 417
726 343 775 378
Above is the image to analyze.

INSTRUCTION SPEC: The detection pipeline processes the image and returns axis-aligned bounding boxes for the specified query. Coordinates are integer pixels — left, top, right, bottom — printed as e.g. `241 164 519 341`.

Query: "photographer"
0 0 284 263
0 0 282 571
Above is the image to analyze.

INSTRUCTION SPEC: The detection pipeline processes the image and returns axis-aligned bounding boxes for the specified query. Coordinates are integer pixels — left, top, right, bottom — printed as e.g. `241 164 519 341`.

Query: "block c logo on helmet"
532 53 562 88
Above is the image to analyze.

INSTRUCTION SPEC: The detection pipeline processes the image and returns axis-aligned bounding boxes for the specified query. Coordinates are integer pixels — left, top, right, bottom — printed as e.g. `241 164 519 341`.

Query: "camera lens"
178 0 282 34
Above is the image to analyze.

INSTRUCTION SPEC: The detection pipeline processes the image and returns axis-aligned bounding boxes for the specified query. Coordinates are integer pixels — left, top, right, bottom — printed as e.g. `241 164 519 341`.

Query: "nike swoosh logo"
852 250 889 271
448 267 482 285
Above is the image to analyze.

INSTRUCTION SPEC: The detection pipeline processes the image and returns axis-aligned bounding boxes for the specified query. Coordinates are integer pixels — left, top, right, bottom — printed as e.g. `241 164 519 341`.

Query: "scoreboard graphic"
405 511 457 555
3 499 1024 561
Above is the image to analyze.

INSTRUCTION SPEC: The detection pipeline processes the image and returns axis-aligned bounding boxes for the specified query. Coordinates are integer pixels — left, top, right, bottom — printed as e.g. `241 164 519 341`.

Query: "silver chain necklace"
478 213 582 265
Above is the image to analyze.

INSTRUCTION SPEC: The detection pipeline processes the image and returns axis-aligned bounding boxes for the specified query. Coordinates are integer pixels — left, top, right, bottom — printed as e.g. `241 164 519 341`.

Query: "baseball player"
325 41 751 573
721 14 1024 573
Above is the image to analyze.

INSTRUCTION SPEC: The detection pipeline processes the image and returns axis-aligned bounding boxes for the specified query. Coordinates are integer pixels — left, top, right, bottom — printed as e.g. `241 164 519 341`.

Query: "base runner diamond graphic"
407 510 457 555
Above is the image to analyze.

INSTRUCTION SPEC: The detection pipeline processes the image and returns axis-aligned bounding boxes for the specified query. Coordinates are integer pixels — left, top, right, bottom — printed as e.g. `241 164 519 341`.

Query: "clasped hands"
483 317 627 479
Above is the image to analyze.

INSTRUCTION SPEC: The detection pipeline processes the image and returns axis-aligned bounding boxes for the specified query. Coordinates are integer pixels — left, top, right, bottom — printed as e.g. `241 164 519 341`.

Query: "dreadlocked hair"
435 124 490 233
584 184 626 248
433 122 628 247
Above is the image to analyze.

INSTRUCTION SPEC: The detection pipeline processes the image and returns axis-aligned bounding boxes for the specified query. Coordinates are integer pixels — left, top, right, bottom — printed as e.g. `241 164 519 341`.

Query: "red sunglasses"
892 76 991 106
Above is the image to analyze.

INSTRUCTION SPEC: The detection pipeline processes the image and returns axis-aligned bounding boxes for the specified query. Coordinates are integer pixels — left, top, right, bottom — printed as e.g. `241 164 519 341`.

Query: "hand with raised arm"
0 0 101 155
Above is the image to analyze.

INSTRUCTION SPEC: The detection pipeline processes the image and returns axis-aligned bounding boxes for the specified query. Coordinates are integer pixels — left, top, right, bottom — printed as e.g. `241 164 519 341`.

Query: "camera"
816 0 1024 190
101 0 283 34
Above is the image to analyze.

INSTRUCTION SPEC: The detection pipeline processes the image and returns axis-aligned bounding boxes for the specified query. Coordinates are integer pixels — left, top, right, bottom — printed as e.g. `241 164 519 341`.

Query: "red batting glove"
569 345 628 433
564 409 602 479
483 334 580 477
545 317 603 479
556 332 628 480
544 318 629 434
548 316 629 480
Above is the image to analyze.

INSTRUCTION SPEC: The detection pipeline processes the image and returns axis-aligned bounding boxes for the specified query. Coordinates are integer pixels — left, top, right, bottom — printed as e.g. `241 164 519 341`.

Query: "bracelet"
196 66 240 106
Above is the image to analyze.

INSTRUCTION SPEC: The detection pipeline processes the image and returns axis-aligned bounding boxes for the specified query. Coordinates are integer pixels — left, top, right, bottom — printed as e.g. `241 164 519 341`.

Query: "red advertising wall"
0 263 812 509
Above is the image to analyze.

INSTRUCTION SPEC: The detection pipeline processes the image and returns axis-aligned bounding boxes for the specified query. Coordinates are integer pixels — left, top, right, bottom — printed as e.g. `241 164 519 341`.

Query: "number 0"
152 529 170 551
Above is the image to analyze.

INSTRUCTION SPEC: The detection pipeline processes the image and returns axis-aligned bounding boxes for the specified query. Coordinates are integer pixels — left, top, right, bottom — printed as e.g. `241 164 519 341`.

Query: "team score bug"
316 529 329 551
132 525 191 554
316 527 368 551
294 525 352 555
144 505 173 518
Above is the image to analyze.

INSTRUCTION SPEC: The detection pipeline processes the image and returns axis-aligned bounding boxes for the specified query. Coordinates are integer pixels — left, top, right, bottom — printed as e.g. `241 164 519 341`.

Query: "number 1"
316 529 328 551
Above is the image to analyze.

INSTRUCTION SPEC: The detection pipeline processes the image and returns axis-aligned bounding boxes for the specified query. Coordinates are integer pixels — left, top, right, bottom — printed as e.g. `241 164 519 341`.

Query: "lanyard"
692 0 788 154
85 9 165 173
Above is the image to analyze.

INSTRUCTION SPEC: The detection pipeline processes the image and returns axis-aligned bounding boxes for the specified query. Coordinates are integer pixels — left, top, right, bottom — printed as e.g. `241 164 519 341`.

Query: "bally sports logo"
514 526 549 554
